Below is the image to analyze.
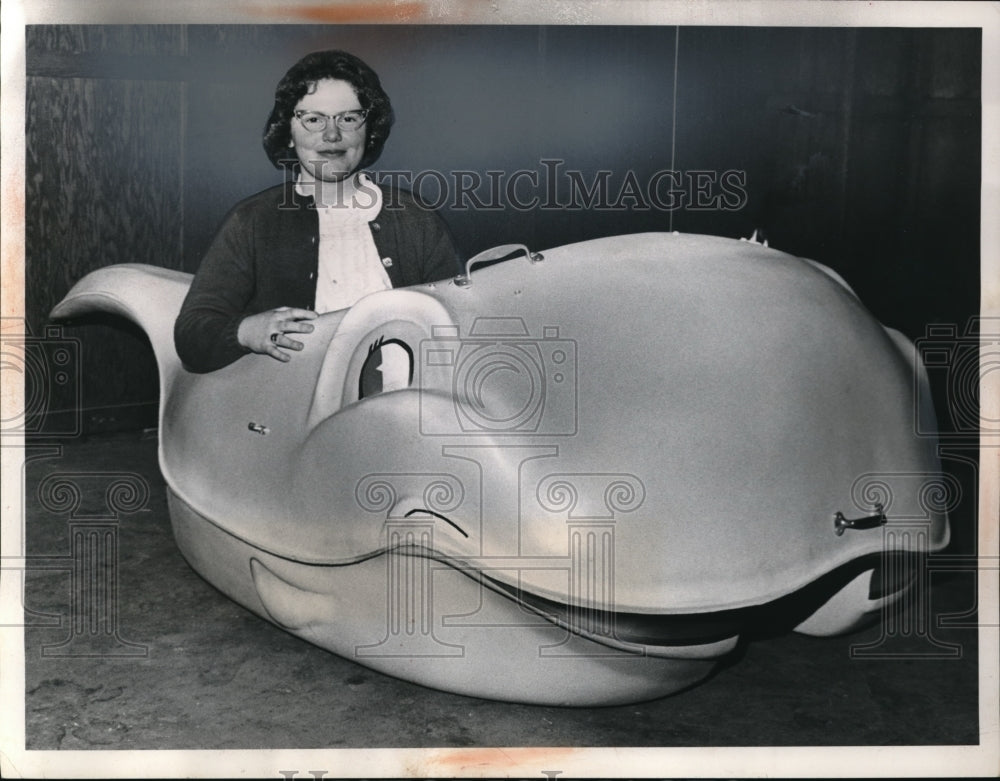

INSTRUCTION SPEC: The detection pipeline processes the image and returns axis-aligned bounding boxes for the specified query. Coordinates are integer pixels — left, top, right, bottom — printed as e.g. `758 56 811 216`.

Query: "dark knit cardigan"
174 181 461 373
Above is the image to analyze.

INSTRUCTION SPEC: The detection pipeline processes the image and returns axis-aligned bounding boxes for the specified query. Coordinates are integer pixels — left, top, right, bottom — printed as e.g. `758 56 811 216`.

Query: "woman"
174 50 461 373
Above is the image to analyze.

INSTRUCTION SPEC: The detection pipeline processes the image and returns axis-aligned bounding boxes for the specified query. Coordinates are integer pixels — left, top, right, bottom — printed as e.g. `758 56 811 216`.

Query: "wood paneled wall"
670 27 981 337
25 26 186 434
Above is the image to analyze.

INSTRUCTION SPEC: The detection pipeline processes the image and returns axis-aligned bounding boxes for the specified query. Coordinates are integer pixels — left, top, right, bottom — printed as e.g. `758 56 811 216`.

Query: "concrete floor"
21 431 980 751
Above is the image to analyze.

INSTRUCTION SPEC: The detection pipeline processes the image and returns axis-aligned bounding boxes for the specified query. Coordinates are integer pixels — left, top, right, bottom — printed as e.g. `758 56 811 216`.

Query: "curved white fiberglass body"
51 232 949 705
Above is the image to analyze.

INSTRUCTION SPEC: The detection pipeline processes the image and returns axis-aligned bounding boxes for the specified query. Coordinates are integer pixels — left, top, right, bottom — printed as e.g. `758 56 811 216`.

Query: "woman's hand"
237 307 318 362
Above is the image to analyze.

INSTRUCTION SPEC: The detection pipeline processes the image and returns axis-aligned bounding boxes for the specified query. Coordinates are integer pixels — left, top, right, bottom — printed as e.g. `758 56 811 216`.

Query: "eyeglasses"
293 109 369 133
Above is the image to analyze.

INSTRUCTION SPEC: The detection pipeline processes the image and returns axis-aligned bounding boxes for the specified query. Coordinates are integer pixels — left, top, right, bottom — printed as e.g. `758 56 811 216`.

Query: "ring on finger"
270 332 280 344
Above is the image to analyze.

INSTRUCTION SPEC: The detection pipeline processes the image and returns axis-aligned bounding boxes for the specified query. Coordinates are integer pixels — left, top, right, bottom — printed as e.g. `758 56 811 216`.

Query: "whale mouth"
483 574 746 648
482 552 910 648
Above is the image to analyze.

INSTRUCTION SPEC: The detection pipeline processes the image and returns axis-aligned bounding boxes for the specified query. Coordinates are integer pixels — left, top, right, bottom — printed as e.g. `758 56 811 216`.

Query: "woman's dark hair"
262 50 394 170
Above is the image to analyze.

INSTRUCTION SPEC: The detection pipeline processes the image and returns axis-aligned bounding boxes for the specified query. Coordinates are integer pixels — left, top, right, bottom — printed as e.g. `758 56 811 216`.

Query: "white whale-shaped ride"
51 232 949 706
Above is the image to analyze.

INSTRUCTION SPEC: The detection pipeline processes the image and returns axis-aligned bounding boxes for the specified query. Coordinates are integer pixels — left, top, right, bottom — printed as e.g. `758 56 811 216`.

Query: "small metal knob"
834 503 886 536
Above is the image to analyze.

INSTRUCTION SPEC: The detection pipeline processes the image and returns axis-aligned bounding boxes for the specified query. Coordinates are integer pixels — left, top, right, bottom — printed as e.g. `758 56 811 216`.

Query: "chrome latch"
834 503 887 536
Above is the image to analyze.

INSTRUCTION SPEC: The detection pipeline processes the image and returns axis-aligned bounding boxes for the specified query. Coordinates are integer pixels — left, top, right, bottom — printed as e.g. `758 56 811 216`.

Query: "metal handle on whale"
834 503 887 536
453 243 544 287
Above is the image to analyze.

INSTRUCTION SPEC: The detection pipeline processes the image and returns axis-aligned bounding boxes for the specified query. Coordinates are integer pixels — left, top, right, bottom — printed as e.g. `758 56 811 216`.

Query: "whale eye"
359 338 414 400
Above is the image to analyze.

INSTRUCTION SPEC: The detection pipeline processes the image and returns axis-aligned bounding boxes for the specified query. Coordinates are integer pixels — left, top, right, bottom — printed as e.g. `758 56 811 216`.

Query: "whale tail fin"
50 263 193 400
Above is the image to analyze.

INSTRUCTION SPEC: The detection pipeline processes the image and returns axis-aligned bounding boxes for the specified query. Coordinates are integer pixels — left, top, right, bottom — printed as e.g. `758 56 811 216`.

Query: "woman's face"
289 78 367 182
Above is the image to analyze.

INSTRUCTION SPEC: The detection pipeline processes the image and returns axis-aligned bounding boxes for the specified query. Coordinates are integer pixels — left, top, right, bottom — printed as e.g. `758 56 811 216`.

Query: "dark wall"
25 25 187 433
25 24 981 431
178 25 687 272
